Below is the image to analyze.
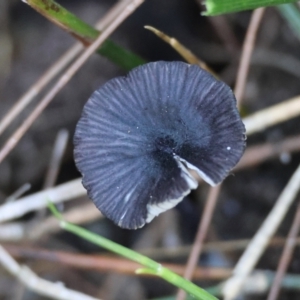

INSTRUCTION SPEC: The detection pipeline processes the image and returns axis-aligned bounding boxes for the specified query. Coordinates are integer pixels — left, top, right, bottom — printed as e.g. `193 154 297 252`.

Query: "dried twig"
207 15 240 56
176 186 221 300
144 25 217 76
43 129 69 189
234 8 265 104
0 245 100 300
4 183 31 203
222 163 300 299
244 94 300 135
211 270 300 295
0 44 82 136
0 178 85 223
139 236 300 260
267 201 300 300
5 244 300 295
0 223 26 241
29 202 101 239
252 48 300 79
235 134 300 170
0 202 101 241
4 245 231 280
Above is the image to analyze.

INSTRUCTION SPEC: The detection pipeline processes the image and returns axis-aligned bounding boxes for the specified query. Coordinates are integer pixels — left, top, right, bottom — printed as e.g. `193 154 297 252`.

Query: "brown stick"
244 95 300 135
267 201 300 300
176 186 221 300
234 8 265 104
235 134 300 170
0 44 82 136
4 244 231 280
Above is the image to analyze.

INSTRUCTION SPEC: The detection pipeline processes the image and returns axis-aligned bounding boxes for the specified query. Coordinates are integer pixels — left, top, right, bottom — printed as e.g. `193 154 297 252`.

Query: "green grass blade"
203 0 298 16
99 39 146 71
25 0 146 70
58 218 218 300
61 221 158 269
277 3 300 40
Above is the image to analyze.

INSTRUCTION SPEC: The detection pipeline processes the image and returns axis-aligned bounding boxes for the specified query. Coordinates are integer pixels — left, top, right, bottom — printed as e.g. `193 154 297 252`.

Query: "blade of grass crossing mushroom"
24 0 145 70
203 0 298 16
144 26 217 77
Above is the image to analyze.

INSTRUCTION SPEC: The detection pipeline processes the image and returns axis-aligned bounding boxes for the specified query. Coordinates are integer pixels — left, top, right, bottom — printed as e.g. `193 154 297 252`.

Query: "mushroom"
74 61 246 229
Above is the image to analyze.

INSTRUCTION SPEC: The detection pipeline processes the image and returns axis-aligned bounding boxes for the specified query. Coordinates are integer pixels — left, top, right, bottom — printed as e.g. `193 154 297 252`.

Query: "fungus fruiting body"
74 61 246 229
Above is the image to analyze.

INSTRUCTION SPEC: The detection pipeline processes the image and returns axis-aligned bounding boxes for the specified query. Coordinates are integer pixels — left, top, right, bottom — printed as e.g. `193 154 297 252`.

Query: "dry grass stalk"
0 178 85 223
244 94 300 135
144 25 217 76
236 134 300 170
43 129 69 189
4 244 232 280
267 201 300 300
0 202 101 241
234 8 266 104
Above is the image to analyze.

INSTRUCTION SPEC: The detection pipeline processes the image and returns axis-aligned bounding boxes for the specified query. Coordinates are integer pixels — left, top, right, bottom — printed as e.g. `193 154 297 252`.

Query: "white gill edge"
179 158 217 187
145 156 200 224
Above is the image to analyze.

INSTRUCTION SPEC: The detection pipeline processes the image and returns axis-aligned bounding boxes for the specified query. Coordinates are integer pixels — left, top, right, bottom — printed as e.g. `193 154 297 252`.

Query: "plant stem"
203 0 297 16
25 0 146 70
60 220 218 300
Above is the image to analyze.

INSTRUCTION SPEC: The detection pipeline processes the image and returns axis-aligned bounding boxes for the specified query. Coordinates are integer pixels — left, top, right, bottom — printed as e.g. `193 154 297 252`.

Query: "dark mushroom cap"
74 61 246 229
